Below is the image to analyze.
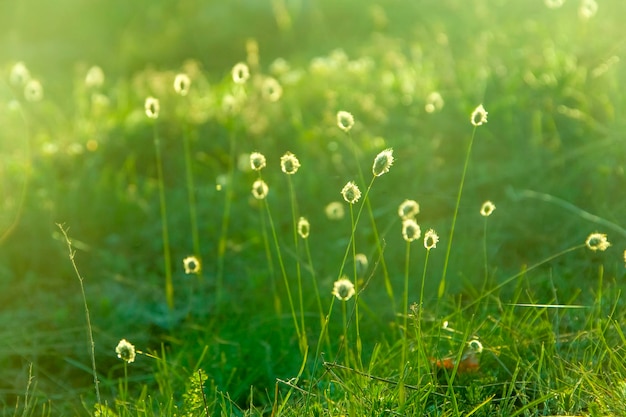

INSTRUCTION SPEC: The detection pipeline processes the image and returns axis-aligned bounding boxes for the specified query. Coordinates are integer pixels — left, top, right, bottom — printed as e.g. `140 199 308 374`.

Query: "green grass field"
1 0 625 415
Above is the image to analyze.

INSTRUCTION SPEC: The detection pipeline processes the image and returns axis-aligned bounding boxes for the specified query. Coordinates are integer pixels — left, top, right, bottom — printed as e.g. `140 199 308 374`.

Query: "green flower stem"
152 122 174 309
216 128 237 306
306 296 336 414
182 122 202 277
416 247 432 389
348 203 362 368
262 196 304 353
346 131 395 311
257 175 281 315
439 125 478 300
303 235 327 348
287 176 307 352
399 240 412 408
57 224 101 407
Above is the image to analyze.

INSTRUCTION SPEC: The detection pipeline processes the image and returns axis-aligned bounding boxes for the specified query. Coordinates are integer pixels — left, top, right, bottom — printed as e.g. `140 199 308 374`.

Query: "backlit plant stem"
153 122 174 309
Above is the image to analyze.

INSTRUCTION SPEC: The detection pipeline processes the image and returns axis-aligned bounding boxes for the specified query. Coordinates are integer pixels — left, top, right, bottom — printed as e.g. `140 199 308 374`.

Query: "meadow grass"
1 1 626 416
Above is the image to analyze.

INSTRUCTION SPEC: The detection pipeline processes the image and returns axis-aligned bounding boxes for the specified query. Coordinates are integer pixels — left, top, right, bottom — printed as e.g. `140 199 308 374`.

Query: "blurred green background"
1 0 625 413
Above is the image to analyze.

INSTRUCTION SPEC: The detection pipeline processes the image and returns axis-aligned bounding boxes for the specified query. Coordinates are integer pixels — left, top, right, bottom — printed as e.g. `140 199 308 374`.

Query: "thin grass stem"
306 297 336 413
182 122 202 277
345 130 395 310
439 125 478 300
57 224 101 407
302 233 326 347
348 203 363 368
287 176 307 351
152 122 174 309
216 129 237 306
262 196 303 352
398 240 412 408
257 175 281 315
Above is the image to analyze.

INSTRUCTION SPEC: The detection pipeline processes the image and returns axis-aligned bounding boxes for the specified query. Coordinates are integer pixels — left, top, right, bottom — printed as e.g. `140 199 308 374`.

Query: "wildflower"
183 256 201 274
222 94 238 114
85 66 105 89
468 339 484 354
174 73 191 96
372 148 394 177
262 77 283 102
402 219 421 242
579 0 598 19
145 97 160 119
398 199 420 220
280 152 301 175
325 201 345 220
425 91 444 113
341 181 361 204
24 79 43 102
544 0 565 9
232 62 250 84
480 201 496 217
269 58 290 76
623 249 626 267
251 179 269 200
332 277 355 301
424 229 439 250
10 62 30 86
250 152 267 171
355 253 368 277
115 339 136 363
470 104 488 126
585 233 610 252
336 111 354 132
297 217 310 239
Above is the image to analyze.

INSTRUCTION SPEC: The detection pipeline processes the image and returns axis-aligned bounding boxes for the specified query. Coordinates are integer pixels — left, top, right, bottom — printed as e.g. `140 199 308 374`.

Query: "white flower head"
468 339 483 353
424 229 439 250
145 96 160 119
585 233 610 252
341 181 361 204
174 73 191 96
355 253 368 277
471 104 488 126
85 66 105 89
280 152 301 175
398 199 420 220
24 79 43 102
232 62 250 84
325 201 345 220
332 277 355 301
183 256 201 274
480 201 496 217
425 91 444 113
297 217 310 239
544 0 565 9
372 148 394 177
10 61 31 86
402 218 421 242
336 111 355 132
579 0 598 19
115 339 136 363
252 179 269 200
250 152 267 171
262 77 283 102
